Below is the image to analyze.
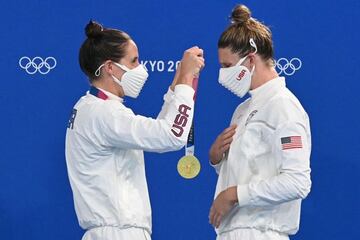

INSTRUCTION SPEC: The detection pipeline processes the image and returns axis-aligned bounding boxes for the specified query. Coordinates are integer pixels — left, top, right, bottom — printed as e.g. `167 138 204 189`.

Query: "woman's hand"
177 46 205 87
209 186 238 228
209 125 237 165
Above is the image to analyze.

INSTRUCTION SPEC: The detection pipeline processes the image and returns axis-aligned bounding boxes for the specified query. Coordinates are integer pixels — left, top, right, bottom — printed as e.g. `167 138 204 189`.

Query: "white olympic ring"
19 56 57 75
275 58 302 76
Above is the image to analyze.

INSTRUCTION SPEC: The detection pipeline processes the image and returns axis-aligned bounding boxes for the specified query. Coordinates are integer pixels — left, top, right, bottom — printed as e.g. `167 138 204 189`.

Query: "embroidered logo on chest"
245 110 258 126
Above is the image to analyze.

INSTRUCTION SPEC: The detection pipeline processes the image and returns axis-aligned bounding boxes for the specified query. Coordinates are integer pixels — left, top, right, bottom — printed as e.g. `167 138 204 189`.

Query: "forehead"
218 48 240 63
124 40 138 56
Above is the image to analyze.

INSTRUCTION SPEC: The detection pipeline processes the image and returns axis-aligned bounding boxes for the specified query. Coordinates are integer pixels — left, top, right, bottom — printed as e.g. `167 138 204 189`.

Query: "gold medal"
177 155 201 179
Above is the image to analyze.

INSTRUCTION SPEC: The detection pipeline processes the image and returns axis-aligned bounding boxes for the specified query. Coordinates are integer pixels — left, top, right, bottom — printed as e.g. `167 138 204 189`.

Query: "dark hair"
79 20 131 82
218 4 274 65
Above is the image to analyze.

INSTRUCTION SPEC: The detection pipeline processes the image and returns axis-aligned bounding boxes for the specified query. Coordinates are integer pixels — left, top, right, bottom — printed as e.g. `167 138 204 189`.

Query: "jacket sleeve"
236 121 312 207
157 87 175 119
96 84 195 153
209 157 224 175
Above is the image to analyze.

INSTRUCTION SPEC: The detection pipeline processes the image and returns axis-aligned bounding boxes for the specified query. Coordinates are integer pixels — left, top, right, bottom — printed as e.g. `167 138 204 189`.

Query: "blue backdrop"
1 0 359 239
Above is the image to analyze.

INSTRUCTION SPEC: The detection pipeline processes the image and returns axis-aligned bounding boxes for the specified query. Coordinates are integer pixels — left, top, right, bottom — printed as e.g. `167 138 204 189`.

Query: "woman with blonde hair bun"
208 4 311 240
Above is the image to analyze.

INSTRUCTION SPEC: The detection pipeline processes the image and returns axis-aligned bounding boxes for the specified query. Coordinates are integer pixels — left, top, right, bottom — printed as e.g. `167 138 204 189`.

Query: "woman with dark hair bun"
65 20 204 240
208 5 311 240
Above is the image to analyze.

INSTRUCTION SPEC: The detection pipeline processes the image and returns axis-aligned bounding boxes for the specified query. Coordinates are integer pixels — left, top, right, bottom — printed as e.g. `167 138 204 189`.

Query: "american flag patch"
281 136 303 150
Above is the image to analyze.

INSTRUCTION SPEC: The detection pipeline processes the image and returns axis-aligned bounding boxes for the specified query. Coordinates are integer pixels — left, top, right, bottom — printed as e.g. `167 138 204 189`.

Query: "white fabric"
212 77 311 236
218 56 254 98
216 228 289 240
112 62 149 98
82 226 151 240
65 84 195 238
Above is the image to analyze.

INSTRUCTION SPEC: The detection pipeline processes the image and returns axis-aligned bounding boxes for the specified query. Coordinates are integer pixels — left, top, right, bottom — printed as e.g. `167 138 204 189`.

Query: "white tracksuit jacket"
212 77 311 236
65 84 194 235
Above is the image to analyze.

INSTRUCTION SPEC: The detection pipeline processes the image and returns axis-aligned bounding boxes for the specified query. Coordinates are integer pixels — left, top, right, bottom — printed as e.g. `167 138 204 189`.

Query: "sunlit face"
119 40 140 69
111 40 140 79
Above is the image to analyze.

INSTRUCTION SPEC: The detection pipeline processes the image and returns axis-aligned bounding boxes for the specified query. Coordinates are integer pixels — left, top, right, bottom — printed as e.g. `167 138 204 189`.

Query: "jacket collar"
249 77 285 104
89 86 124 103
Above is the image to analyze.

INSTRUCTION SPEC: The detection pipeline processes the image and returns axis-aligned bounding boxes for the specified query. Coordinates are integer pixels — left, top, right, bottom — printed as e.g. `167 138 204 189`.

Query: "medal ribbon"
185 76 199 157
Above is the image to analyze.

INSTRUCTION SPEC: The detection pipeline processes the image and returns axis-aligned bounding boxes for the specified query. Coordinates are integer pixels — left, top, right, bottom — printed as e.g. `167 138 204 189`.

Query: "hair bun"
230 4 251 25
85 20 103 39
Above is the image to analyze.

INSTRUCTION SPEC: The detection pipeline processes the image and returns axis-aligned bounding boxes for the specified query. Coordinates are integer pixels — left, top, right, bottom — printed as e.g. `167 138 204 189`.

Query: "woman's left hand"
209 186 238 228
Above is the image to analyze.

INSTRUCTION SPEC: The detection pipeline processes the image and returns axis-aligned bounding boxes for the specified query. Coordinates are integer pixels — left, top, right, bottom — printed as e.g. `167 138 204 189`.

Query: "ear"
103 60 114 75
247 54 256 65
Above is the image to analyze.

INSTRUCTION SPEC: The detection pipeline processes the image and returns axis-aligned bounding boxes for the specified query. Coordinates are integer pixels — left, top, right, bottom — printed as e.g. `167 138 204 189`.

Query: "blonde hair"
218 4 274 66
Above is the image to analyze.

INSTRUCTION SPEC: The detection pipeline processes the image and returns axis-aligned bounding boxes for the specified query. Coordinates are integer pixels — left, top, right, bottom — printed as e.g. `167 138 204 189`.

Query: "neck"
92 77 124 97
251 66 279 90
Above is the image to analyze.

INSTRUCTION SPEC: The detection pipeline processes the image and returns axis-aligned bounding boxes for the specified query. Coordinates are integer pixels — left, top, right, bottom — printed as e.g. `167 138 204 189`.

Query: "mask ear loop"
249 38 258 54
113 62 131 72
94 64 105 77
235 56 248 67
249 38 257 74
235 38 258 67
94 61 132 77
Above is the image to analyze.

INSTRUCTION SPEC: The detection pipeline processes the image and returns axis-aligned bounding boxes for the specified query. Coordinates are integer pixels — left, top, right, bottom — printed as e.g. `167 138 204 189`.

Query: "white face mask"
94 62 149 98
218 38 257 98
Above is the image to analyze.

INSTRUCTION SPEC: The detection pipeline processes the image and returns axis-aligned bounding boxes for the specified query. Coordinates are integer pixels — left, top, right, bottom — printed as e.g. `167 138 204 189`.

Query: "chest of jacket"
226 106 280 185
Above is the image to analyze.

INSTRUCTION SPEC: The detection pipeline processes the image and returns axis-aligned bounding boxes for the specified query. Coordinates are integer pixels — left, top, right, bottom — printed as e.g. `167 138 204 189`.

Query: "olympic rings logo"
275 58 302 76
19 56 57 75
